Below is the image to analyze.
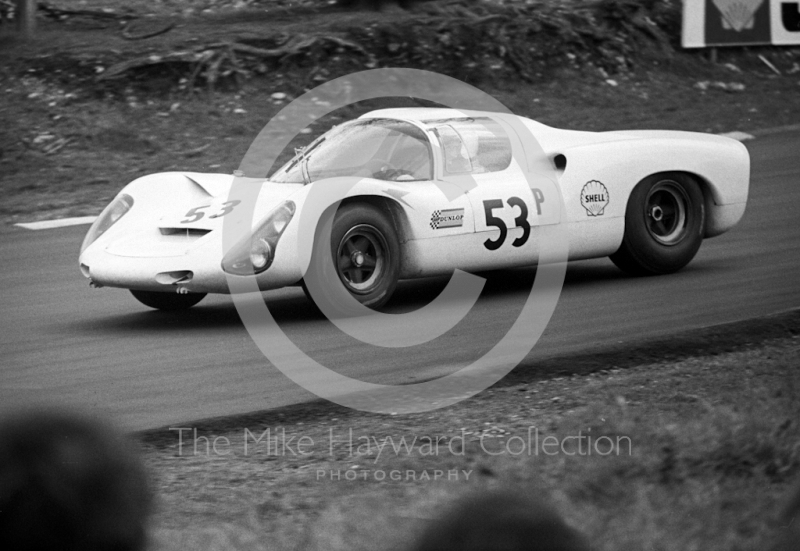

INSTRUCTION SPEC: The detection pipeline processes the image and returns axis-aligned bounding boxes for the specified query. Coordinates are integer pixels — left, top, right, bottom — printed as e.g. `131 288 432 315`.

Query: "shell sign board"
682 0 800 47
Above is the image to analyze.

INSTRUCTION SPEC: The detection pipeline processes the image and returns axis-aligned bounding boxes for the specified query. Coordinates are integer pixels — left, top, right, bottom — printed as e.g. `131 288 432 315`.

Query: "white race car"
78 108 749 310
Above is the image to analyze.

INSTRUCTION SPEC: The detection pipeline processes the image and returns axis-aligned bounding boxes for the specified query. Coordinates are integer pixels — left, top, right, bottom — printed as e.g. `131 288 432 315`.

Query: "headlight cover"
79 194 134 255
221 200 296 275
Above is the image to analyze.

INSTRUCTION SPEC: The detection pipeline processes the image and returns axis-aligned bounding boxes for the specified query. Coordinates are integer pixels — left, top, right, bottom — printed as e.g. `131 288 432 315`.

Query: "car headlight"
222 200 295 275
79 194 134 255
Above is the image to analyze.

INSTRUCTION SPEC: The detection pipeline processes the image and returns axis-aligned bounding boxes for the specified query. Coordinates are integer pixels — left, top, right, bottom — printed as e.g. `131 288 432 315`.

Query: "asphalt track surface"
2 129 799 430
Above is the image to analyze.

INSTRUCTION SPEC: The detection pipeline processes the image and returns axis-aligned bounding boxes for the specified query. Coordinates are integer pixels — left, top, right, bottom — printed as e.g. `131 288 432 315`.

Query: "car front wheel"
130 289 207 310
303 203 400 310
610 173 705 275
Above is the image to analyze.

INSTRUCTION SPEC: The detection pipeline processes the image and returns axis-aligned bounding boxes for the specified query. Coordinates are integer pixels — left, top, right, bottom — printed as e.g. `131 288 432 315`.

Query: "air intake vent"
155 271 194 285
159 228 212 237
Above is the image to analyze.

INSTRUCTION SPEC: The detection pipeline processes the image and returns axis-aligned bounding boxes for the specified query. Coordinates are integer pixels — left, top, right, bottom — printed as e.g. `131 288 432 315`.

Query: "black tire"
130 289 206 310
304 203 400 309
610 173 705 275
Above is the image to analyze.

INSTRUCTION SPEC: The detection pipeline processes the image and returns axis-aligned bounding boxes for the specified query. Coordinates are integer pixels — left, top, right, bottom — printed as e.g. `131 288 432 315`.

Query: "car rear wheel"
610 173 705 275
303 203 400 309
130 289 206 310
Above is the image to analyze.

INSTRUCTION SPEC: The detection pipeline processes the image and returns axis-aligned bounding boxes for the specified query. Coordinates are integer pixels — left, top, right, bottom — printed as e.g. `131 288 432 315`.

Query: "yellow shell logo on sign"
712 0 764 31
580 180 609 217
682 0 787 47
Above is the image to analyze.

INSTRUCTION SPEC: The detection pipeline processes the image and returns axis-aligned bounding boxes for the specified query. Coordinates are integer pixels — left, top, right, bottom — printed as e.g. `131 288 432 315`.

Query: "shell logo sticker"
580 180 609 216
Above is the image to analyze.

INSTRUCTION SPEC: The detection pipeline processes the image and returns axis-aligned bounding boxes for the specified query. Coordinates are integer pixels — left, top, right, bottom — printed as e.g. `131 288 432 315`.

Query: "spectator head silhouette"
0 409 152 551
412 490 590 551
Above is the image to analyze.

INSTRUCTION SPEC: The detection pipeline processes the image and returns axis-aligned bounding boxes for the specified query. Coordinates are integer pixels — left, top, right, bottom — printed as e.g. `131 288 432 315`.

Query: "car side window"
435 119 512 175
436 125 473 174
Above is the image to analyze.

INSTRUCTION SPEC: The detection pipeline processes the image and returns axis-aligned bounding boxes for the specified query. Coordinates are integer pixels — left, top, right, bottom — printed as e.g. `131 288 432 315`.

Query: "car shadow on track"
73 260 633 333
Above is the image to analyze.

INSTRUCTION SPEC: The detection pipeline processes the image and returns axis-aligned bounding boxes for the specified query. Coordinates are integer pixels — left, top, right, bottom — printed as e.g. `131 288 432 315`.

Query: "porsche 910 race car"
78 108 749 310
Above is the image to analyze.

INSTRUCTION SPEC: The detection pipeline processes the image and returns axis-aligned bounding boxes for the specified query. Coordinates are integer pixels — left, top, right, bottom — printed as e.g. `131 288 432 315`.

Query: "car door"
435 117 559 271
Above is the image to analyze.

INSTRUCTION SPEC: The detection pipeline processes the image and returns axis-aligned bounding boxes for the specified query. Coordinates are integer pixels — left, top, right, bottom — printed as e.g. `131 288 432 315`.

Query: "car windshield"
270 119 433 184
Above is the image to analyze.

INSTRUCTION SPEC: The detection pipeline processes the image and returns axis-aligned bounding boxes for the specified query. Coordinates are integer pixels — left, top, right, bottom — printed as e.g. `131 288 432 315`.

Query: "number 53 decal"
181 200 241 224
482 190 544 251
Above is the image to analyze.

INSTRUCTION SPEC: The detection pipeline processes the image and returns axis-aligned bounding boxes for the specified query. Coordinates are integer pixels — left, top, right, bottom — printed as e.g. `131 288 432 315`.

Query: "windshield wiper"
284 147 305 173
301 156 311 185
284 136 326 174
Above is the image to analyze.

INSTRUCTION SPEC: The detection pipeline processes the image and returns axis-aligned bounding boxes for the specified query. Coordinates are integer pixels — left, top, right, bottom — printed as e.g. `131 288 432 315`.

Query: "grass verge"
138 309 800 550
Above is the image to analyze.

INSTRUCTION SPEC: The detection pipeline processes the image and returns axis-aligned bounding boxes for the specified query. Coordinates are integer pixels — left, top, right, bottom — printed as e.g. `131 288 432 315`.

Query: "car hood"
154 172 301 230
105 172 303 258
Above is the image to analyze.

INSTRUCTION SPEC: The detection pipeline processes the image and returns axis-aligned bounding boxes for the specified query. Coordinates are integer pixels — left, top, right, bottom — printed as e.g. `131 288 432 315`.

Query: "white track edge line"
15 216 98 231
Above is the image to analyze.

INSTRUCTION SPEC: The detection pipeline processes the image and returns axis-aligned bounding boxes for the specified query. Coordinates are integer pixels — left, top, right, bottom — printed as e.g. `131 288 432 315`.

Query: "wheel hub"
650 205 664 222
644 181 689 246
336 225 386 294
